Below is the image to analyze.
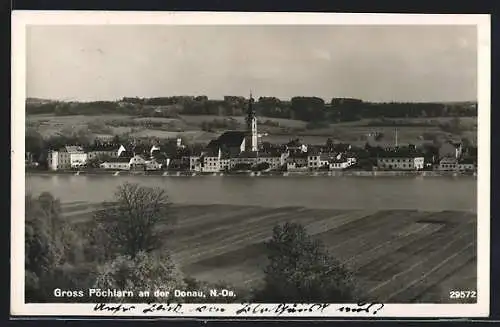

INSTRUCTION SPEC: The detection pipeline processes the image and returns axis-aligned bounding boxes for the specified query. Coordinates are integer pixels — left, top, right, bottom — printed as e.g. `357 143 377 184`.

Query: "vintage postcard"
11 11 490 318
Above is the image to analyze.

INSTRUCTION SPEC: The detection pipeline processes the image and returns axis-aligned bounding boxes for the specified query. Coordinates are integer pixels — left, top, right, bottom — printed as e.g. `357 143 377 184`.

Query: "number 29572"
449 290 476 299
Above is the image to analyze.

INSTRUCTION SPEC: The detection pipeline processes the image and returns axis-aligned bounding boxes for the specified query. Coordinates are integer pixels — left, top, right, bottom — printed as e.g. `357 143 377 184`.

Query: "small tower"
245 91 258 152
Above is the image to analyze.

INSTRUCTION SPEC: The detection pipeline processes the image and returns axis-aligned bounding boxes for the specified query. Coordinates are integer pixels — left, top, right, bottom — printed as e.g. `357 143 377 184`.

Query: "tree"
253 222 358 302
25 193 79 301
93 251 185 302
93 183 176 258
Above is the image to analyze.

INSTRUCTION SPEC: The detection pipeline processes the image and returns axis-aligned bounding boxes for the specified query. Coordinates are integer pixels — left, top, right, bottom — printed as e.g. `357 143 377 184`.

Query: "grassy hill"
26 112 477 146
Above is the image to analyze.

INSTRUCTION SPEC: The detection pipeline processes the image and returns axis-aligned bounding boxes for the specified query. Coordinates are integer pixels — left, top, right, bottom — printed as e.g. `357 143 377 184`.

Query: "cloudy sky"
26 25 477 102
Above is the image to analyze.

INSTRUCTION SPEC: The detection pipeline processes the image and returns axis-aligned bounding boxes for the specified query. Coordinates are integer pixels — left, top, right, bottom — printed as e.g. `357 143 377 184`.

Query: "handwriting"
338 302 385 315
235 303 330 315
93 303 136 314
142 303 184 314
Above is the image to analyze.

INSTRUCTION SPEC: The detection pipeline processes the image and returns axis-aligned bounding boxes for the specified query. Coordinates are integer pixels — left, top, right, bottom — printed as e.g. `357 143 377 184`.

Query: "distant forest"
26 96 477 123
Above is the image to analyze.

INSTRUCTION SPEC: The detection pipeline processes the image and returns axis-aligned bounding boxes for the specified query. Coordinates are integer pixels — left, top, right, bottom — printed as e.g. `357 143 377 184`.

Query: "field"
27 113 477 146
62 202 477 303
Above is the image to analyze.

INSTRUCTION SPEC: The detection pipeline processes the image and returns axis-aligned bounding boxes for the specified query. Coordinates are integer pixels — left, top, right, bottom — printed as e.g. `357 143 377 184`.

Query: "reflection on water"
26 175 477 212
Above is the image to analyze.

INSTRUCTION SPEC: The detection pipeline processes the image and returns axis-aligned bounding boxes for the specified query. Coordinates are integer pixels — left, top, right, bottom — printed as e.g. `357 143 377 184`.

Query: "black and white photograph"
11 12 490 317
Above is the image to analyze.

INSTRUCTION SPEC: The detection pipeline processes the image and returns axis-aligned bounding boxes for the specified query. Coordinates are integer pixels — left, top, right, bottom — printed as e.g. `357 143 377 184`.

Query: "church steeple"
246 91 255 126
245 91 258 152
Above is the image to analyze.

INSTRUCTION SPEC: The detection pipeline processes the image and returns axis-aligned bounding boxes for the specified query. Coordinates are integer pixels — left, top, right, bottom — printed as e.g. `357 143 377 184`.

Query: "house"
439 141 463 160
437 157 458 171
100 157 131 170
257 152 283 170
47 147 71 170
230 151 258 169
200 148 221 173
145 159 163 171
458 158 476 172
287 153 308 168
220 152 231 172
85 143 124 160
307 150 321 169
377 152 425 170
65 145 88 169
129 154 147 170
328 155 357 170
100 154 148 171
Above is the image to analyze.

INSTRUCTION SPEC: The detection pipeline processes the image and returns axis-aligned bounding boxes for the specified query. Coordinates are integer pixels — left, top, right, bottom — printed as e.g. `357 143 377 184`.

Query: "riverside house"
85 143 125 160
47 147 70 170
377 152 425 170
66 146 88 169
100 154 149 171
100 157 131 170
286 153 309 171
47 145 87 170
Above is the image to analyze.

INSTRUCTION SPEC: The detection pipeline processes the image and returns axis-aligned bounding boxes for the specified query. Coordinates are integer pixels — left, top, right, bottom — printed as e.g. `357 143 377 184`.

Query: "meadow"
62 202 477 303
27 113 477 146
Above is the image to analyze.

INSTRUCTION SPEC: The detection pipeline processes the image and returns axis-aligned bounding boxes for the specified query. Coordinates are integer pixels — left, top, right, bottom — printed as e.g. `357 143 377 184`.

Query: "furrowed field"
62 202 477 303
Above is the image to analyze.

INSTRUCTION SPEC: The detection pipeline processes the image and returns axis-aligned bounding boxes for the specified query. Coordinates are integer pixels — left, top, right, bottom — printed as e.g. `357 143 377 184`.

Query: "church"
206 92 259 155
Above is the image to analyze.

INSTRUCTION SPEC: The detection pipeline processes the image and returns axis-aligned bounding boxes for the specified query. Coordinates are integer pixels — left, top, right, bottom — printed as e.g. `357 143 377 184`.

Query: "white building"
47 148 71 170
100 157 131 170
377 154 425 170
145 159 163 171
65 146 88 169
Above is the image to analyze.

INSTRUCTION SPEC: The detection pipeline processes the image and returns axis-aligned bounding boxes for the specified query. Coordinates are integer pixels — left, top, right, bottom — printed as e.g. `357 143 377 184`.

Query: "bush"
93 251 185 303
253 222 359 303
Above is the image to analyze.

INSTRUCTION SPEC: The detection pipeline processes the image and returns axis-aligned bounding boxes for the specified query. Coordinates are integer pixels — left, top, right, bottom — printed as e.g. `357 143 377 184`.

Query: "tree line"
26 183 360 303
26 97 477 122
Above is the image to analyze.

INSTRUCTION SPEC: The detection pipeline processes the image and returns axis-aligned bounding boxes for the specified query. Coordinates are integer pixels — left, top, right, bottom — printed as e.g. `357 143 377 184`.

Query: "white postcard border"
11 11 491 318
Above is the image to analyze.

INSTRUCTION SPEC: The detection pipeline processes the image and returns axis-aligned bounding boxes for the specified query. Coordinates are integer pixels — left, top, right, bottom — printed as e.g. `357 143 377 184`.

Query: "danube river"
25 174 477 212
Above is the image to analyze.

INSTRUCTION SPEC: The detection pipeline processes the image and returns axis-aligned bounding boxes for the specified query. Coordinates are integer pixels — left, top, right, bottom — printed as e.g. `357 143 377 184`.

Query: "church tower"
245 92 258 152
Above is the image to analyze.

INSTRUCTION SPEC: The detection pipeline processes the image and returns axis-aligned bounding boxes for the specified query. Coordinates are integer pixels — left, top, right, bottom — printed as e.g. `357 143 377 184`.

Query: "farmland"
62 202 477 303
27 113 477 146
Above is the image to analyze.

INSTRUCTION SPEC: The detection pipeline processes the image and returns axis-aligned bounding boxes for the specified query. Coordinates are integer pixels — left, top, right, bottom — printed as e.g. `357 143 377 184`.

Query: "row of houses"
42 132 476 173
47 143 167 171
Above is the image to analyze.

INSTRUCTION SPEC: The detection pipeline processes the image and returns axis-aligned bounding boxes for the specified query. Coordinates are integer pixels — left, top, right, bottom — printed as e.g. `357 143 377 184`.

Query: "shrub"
253 222 359 303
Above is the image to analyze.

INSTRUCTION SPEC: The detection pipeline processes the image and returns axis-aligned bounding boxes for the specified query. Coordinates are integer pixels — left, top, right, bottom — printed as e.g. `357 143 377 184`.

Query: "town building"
100 154 148 171
47 147 71 170
437 157 458 171
231 151 258 169
66 146 88 169
100 157 131 170
85 143 125 160
458 158 476 172
200 148 222 173
329 156 357 170
256 152 284 170
377 152 425 170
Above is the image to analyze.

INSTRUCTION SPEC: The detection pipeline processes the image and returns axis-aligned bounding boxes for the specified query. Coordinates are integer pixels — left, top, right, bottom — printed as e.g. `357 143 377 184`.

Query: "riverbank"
26 169 477 178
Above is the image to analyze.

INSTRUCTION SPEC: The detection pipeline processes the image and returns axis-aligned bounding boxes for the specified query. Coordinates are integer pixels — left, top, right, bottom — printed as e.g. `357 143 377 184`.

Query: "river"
25 174 477 212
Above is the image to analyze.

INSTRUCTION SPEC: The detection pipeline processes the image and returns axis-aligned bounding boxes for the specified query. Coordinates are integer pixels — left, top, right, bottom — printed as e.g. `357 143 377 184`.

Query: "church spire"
246 90 255 126
245 90 258 152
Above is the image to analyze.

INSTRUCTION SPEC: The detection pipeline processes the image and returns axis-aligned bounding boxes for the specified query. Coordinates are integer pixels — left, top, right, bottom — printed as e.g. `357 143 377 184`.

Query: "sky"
26 25 477 102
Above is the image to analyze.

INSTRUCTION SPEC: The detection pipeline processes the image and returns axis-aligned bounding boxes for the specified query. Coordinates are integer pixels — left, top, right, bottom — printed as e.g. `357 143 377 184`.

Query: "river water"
25 175 477 212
